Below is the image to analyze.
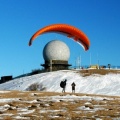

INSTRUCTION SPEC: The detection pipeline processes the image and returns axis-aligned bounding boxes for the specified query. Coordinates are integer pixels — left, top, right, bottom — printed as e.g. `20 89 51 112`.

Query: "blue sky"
0 0 120 77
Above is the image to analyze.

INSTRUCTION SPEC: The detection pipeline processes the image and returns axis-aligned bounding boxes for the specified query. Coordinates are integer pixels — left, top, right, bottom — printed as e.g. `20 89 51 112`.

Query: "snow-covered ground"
0 70 120 119
0 70 120 96
0 90 119 120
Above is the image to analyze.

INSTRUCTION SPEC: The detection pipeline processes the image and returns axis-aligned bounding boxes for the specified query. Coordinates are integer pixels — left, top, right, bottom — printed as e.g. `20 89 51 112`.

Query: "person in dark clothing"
60 79 67 93
71 82 76 93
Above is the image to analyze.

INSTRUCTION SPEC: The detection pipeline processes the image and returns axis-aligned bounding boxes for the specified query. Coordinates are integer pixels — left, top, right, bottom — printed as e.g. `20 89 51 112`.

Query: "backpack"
60 81 64 88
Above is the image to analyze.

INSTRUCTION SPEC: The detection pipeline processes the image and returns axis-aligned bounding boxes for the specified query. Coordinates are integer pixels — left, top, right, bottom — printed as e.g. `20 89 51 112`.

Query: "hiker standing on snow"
71 82 76 93
60 79 67 93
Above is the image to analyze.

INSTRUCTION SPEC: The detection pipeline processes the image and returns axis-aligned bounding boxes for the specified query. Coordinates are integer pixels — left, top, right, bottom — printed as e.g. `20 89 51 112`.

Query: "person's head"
65 79 67 82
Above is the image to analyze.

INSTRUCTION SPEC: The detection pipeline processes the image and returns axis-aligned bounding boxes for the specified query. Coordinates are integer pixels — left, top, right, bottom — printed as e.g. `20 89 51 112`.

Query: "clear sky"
0 0 120 77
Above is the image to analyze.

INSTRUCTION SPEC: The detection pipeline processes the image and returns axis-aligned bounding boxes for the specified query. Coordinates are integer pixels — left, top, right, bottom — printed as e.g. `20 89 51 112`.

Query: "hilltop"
79 69 120 76
0 69 120 96
0 69 120 119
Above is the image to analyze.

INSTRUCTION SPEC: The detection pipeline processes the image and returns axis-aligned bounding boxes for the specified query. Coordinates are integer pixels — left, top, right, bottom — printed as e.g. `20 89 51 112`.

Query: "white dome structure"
41 40 71 71
43 40 70 61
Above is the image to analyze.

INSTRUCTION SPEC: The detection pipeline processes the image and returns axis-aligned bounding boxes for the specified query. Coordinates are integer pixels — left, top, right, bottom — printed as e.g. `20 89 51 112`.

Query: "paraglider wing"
29 24 90 50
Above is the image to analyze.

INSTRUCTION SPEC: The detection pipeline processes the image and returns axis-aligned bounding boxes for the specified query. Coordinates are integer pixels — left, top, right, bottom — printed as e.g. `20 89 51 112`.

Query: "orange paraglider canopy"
29 24 90 51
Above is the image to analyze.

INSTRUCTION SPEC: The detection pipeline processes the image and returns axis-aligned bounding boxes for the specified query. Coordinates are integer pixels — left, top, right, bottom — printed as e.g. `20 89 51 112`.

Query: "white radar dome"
43 40 70 61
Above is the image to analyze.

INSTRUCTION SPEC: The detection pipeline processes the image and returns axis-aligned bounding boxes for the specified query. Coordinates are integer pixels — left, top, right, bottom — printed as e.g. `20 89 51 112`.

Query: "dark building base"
41 60 71 71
